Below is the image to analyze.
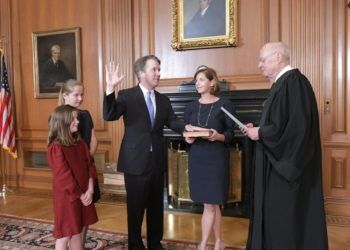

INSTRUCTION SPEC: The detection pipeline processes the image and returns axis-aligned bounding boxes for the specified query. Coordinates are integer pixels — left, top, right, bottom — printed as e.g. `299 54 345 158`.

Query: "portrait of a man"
184 0 226 39
32 28 81 98
39 44 72 93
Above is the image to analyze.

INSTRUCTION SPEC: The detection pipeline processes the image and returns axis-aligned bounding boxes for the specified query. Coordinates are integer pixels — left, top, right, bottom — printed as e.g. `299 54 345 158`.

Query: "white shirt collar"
275 65 293 82
139 84 156 113
139 83 154 97
201 6 209 16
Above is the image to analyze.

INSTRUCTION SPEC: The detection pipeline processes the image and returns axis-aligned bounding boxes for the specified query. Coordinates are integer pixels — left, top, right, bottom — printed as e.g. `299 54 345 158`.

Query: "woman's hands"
207 128 225 142
185 137 196 144
184 125 225 143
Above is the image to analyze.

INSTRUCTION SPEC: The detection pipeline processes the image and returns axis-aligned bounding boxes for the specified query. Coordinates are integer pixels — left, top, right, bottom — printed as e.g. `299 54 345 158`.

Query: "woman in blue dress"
184 67 235 250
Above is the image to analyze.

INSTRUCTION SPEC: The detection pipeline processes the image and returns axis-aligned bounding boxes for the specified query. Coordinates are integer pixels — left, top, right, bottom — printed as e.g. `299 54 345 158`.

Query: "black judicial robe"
246 69 328 250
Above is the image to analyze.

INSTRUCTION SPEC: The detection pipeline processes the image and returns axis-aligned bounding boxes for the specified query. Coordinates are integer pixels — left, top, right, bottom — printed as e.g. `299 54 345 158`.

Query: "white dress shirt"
275 65 293 82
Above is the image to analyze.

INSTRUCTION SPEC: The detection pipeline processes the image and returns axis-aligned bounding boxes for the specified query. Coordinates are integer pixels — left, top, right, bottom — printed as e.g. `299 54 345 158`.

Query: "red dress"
48 140 98 238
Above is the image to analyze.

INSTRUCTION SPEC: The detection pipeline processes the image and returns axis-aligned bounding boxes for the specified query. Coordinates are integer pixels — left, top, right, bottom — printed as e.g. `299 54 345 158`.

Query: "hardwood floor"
0 188 349 249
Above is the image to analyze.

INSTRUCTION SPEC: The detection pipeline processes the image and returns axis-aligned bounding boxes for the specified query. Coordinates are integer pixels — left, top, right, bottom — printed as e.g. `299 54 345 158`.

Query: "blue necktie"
146 91 155 127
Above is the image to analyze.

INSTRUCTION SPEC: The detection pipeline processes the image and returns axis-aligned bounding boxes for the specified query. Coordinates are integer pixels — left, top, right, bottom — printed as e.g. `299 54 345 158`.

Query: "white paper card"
221 107 247 129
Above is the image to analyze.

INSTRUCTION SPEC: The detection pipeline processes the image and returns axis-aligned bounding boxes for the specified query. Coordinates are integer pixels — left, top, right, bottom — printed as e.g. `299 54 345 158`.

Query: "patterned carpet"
0 215 244 249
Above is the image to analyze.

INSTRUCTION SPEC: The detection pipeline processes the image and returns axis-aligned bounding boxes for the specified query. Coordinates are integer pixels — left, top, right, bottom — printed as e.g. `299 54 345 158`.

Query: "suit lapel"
154 91 161 127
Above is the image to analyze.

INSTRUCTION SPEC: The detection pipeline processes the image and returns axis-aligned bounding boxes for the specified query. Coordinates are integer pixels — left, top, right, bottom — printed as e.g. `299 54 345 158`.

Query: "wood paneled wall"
153 0 269 90
1 0 107 189
323 0 350 226
0 0 349 225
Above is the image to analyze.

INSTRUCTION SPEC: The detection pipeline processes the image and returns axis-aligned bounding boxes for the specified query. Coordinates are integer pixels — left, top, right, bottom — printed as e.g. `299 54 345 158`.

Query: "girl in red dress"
48 105 98 250
58 79 99 245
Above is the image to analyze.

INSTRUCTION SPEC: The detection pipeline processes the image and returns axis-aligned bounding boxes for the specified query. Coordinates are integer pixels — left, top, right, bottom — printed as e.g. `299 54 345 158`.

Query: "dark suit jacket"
103 85 185 175
40 59 72 92
184 5 225 39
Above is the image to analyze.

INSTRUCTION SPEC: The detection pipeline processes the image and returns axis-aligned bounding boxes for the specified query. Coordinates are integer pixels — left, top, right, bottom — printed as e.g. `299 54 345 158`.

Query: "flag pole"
0 40 5 198
0 39 4 198
0 39 3 82
0 38 14 198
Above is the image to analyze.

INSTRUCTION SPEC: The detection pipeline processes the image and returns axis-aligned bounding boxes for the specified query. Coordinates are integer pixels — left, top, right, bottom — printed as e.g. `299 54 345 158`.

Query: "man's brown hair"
134 55 161 81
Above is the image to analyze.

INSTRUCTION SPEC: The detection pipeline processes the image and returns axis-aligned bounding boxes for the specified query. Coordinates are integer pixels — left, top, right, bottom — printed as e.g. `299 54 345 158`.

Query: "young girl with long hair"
48 105 98 250
58 79 99 244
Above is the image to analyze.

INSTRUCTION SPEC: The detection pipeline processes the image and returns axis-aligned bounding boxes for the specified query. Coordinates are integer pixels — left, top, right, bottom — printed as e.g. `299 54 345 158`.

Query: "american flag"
0 54 17 158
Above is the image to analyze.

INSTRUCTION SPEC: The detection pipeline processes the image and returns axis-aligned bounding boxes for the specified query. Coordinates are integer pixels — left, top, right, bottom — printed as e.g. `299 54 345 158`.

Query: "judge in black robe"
243 42 328 250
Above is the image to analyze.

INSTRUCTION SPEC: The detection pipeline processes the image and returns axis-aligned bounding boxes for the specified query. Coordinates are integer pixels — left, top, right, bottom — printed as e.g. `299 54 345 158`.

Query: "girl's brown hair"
48 105 80 146
193 67 221 96
57 79 84 106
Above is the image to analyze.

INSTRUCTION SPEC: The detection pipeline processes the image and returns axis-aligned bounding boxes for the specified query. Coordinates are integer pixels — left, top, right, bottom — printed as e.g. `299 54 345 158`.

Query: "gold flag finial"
0 37 4 54
0 38 4 57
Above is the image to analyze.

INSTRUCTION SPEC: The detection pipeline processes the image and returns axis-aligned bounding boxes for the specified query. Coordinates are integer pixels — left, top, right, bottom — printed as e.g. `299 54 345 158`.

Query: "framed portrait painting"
32 27 81 98
171 0 238 50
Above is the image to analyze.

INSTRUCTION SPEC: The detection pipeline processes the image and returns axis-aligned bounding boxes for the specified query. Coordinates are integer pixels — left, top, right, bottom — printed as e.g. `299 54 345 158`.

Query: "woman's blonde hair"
57 79 84 106
193 67 221 96
48 105 80 146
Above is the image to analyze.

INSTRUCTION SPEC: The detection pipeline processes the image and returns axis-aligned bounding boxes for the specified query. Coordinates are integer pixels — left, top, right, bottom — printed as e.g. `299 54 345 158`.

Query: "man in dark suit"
103 55 190 250
39 44 72 93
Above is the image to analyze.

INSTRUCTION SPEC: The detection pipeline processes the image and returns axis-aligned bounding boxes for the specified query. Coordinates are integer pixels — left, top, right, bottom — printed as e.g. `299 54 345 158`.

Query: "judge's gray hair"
266 42 290 64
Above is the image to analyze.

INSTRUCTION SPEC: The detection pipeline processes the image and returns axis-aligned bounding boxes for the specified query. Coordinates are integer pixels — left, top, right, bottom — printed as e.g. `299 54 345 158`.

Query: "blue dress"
184 98 235 204
78 109 94 146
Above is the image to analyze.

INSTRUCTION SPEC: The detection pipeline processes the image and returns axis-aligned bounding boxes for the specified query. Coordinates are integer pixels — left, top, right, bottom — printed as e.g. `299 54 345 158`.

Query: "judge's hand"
105 61 125 93
185 137 195 144
246 123 254 128
240 123 253 135
242 124 260 141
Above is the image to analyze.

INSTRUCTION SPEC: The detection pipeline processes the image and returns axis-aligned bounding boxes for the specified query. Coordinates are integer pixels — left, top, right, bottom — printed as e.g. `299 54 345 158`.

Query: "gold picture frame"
32 27 81 98
171 0 238 51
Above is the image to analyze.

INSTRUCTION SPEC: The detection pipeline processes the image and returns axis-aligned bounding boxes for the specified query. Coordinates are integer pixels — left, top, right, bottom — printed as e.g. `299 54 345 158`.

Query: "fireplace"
163 88 269 218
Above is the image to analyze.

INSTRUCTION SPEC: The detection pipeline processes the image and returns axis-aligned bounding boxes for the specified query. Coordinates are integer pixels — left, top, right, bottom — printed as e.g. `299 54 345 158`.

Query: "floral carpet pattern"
0 215 121 249
0 215 244 249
